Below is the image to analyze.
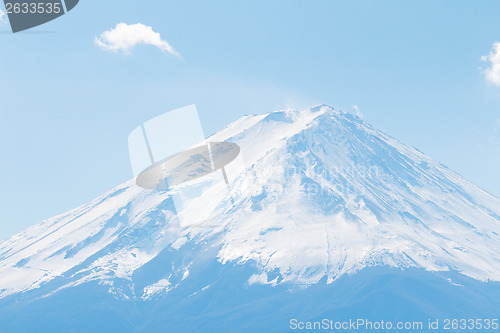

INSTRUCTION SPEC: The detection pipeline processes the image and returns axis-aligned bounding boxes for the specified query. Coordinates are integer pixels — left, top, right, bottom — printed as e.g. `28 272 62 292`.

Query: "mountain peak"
309 103 336 113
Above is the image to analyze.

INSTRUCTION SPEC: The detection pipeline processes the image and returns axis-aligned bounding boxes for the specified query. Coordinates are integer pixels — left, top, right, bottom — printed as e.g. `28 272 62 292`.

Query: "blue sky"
0 0 499 239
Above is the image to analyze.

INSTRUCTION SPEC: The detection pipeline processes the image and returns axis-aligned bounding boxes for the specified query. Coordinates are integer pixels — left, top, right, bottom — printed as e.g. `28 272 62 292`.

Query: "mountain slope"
0 104 499 304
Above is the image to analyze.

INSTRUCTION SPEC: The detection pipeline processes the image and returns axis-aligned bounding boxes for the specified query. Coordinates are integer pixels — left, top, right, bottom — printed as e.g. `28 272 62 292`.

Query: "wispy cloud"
353 105 363 119
0 9 6 24
95 23 181 57
481 42 500 86
486 118 500 142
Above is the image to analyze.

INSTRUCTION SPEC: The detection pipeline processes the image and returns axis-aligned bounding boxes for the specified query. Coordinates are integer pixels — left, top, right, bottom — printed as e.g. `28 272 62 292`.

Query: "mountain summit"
0 105 499 331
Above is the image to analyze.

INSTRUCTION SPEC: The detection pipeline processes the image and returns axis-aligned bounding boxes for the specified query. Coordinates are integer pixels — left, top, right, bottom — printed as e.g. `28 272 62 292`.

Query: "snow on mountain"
1 105 500 301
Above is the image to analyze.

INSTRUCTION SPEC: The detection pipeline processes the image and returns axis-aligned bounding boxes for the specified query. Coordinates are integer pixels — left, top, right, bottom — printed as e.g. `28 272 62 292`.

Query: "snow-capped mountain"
0 105 499 332
1 105 500 298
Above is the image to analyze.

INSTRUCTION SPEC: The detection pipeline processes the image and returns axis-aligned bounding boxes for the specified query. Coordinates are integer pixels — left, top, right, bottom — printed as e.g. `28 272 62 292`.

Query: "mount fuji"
0 105 499 332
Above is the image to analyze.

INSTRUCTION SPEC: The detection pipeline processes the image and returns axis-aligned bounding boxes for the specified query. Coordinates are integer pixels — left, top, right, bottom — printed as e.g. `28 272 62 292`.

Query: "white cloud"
95 23 181 57
481 42 500 86
353 105 363 119
0 9 6 24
